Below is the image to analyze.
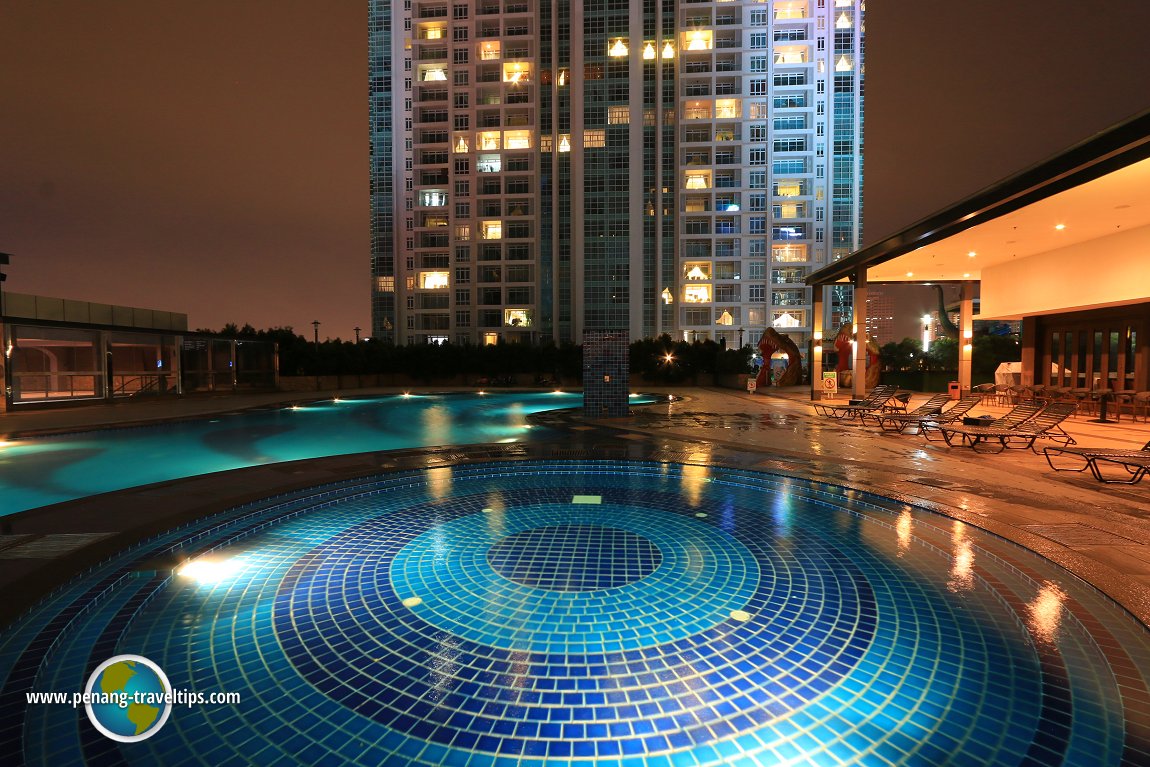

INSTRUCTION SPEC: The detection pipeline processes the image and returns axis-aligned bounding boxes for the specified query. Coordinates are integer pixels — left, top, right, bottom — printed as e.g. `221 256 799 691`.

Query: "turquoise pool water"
0 392 618 516
3 461 1148 765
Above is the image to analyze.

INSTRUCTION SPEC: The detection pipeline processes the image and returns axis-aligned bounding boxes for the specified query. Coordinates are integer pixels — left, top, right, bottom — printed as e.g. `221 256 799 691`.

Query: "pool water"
0 392 607 516
3 461 1148 766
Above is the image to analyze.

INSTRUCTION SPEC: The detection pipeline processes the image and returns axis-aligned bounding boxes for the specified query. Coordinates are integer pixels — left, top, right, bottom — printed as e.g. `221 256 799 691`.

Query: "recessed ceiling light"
905 271 914 277
967 251 977 257
1054 223 1066 230
963 272 970 278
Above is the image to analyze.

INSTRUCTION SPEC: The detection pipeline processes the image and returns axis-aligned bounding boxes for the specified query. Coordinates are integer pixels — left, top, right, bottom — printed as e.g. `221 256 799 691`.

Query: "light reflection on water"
0 392 622 517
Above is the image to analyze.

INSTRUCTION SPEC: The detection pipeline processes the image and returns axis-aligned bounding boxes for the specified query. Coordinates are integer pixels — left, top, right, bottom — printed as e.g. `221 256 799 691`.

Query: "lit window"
835 54 853 71
716 309 735 326
456 224 471 241
608 106 629 125
420 23 445 39
558 134 571 152
454 134 469 153
504 309 531 327
419 271 450 289
480 41 501 60
608 38 628 57
776 181 802 197
772 310 805 328
504 130 531 149
774 45 808 64
684 170 710 189
477 131 501 150
377 276 395 293
477 153 501 172
583 129 605 148
836 11 853 28
682 30 713 50
483 332 499 345
684 101 712 120
714 99 740 119
540 135 553 152
684 285 712 303
684 263 711 280
643 42 656 60
419 190 448 207
502 63 530 83
419 66 448 81
772 244 808 262
481 221 502 240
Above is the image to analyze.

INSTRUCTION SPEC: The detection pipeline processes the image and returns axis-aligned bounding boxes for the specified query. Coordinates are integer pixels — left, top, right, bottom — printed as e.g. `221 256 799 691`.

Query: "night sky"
2 1 1148 341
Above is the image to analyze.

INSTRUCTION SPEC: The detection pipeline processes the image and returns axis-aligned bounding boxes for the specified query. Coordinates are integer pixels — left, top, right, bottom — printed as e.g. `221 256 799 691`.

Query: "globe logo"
84 655 173 742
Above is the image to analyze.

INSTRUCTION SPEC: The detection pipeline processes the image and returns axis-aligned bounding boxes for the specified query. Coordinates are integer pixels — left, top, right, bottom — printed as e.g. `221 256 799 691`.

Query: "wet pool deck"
1 386 1148 630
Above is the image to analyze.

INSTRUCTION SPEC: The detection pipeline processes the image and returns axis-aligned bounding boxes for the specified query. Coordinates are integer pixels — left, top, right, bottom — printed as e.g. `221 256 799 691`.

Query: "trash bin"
948 381 961 400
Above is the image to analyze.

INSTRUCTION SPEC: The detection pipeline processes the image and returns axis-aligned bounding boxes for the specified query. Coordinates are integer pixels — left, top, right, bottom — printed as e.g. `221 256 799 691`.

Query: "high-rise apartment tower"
369 0 863 354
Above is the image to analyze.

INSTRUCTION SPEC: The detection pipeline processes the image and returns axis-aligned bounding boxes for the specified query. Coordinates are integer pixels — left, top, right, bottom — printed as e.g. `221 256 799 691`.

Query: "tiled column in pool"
2 461 1149 766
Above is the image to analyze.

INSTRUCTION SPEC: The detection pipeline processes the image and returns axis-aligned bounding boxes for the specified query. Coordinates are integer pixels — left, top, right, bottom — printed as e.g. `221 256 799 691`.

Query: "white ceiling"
863 155 1150 283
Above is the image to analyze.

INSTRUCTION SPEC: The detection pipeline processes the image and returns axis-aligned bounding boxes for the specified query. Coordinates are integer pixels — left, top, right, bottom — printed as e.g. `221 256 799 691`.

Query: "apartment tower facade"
369 0 863 354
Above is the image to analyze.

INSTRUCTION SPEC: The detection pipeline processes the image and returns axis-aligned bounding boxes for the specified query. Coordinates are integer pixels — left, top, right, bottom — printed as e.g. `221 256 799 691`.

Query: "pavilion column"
852 267 868 397
0 318 8 414
958 281 975 394
810 285 824 400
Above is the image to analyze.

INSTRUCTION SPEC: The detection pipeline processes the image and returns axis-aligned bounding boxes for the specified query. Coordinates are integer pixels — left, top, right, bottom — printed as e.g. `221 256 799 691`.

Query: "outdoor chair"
936 401 1077 453
1130 391 1150 423
868 393 962 433
972 383 997 405
812 384 898 420
1044 439 1150 483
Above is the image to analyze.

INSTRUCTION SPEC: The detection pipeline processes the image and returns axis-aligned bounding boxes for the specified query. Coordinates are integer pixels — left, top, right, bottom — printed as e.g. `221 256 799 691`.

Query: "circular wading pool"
2 461 1149 766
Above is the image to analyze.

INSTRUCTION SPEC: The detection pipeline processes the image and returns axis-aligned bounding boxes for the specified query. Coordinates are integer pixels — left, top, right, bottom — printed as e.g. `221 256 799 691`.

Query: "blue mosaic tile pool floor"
3 461 1150 766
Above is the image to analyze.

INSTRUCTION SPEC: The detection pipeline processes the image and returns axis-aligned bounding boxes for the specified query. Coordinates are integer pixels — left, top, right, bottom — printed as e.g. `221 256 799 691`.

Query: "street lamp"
738 326 745 348
312 320 321 350
354 326 361 344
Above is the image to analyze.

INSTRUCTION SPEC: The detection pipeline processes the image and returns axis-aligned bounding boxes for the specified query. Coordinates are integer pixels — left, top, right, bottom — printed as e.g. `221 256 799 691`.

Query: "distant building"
369 0 865 351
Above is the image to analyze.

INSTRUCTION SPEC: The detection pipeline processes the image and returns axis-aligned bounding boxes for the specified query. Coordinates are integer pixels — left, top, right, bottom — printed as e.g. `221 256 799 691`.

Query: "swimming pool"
4 461 1147 765
0 392 624 516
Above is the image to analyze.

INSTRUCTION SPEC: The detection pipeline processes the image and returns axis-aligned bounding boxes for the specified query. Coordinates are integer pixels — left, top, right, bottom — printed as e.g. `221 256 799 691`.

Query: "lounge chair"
1044 439 1150 483
812 384 898 420
936 401 1077 453
871 394 978 434
921 400 1041 442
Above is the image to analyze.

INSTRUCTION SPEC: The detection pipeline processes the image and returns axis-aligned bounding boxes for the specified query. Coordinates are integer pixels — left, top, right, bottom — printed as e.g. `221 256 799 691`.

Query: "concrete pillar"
0 318 8 414
1020 318 1037 387
810 286 824 400
958 281 975 394
852 267 868 398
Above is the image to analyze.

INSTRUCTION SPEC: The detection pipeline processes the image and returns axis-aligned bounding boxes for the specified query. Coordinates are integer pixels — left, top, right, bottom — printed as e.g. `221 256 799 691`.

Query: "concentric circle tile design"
3 461 1149 767
487 525 662 591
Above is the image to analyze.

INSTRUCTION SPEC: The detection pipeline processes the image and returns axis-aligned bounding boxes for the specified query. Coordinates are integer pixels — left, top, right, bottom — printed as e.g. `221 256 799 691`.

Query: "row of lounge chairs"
813 387 1148 482
925 401 1078 453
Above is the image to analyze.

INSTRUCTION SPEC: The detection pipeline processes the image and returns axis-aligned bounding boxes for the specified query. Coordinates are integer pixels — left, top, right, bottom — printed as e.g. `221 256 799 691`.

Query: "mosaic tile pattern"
486 526 663 591
3 461 1149 767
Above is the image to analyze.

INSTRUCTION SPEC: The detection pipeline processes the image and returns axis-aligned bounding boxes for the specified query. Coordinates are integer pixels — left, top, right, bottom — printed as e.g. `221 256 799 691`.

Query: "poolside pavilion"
808 109 1150 402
